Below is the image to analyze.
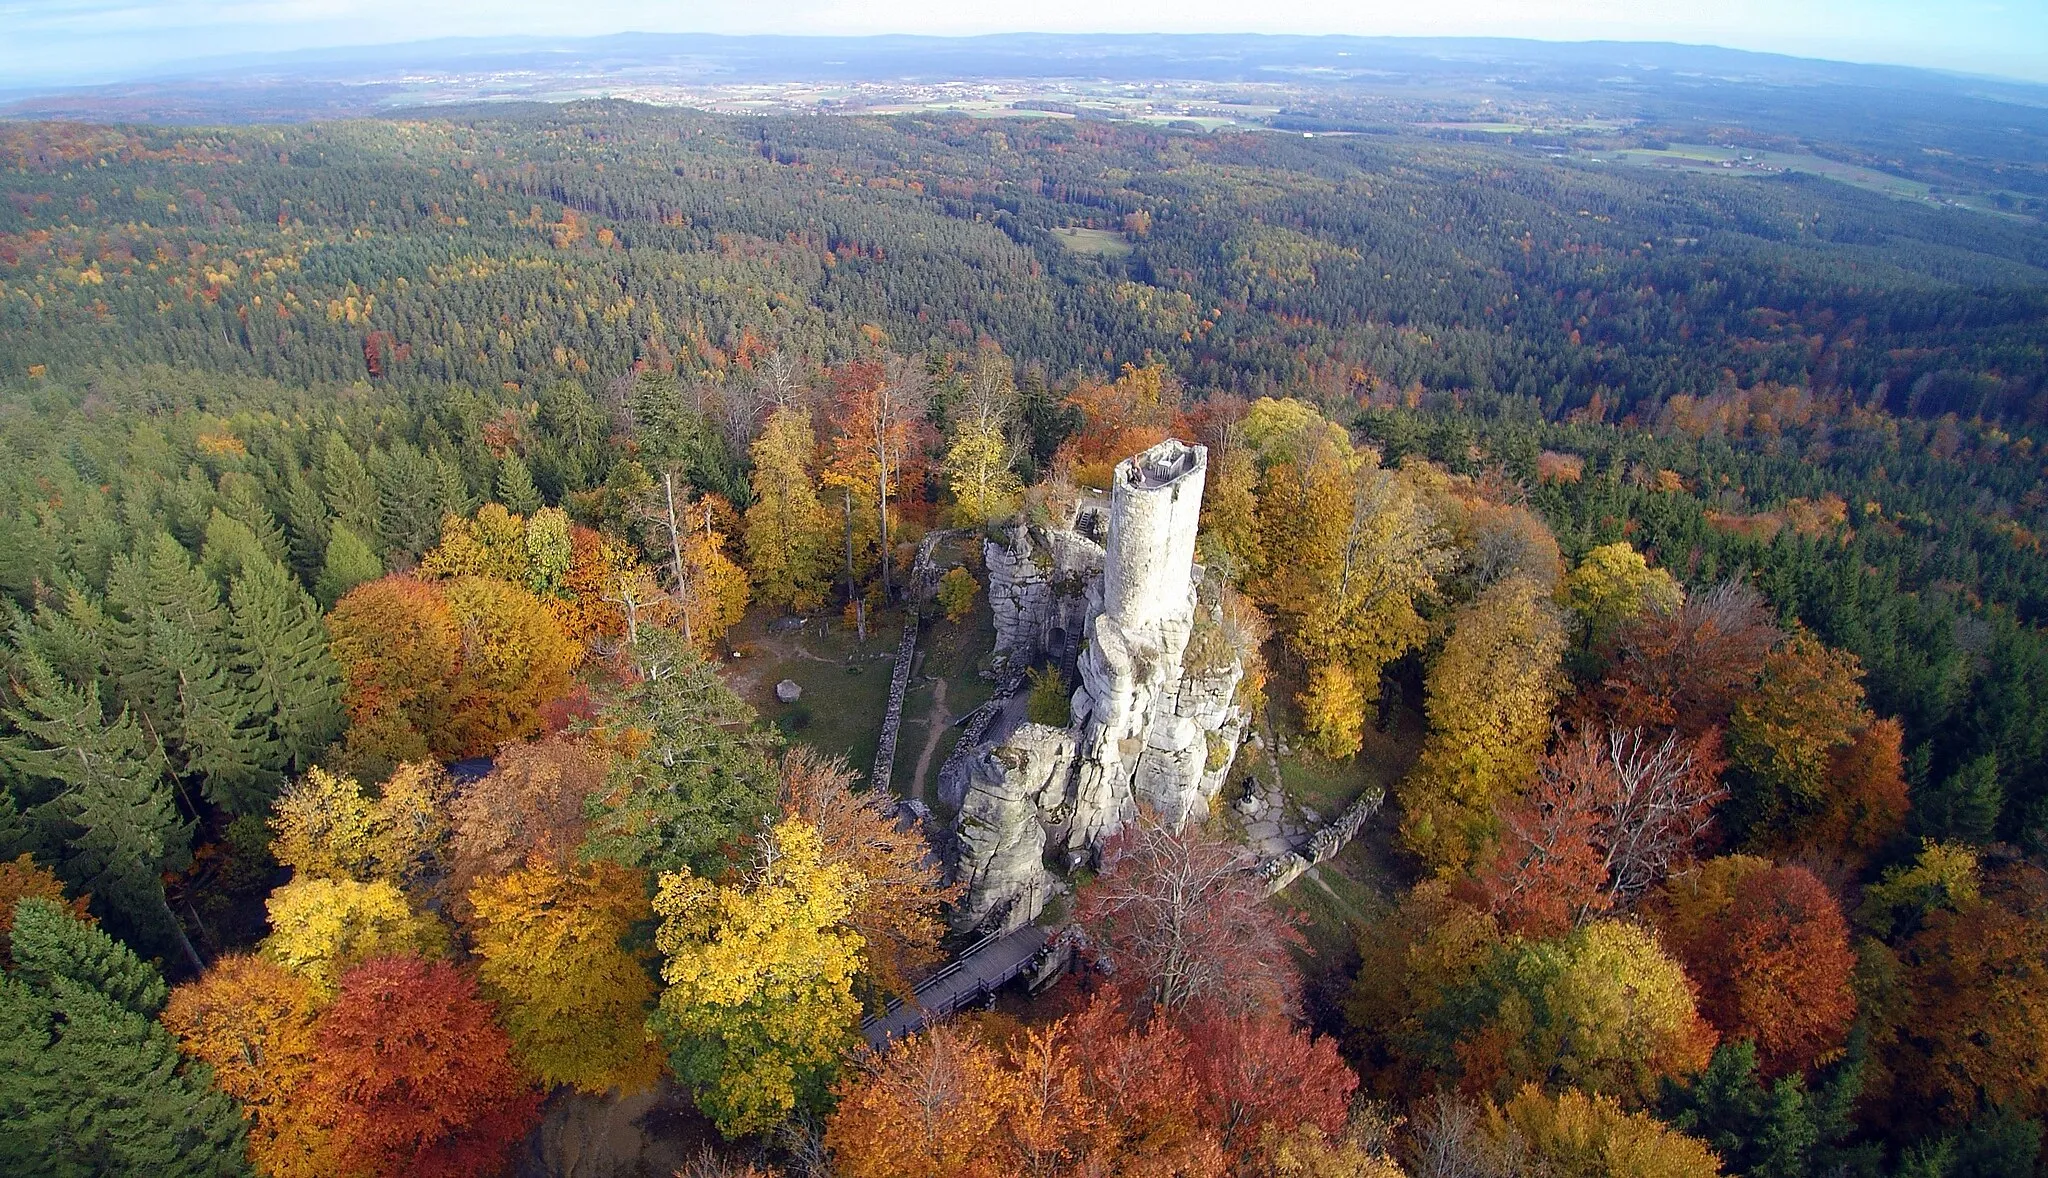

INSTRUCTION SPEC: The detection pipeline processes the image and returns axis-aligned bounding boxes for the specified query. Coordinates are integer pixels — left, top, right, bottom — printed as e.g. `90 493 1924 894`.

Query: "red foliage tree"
1076 813 1301 1017
1186 1009 1357 1167
1481 727 1725 936
302 956 540 1178
1595 581 1780 735
1656 858 1857 1077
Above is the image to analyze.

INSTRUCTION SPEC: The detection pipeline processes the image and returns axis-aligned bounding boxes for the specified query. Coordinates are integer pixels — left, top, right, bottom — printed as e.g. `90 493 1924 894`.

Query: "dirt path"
905 678 951 803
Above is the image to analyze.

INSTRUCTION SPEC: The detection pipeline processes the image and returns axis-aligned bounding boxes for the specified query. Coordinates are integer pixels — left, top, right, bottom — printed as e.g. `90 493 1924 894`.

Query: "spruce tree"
496 452 543 514
370 444 444 561
216 474 288 567
0 900 248 1177
1919 755 2003 844
316 524 383 608
228 555 343 774
0 654 191 962
280 469 332 585
9 897 167 1016
318 432 381 545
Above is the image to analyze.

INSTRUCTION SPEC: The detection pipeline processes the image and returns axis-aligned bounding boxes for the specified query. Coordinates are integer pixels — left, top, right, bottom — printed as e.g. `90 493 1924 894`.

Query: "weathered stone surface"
950 440 1251 931
955 723 1075 930
775 679 802 704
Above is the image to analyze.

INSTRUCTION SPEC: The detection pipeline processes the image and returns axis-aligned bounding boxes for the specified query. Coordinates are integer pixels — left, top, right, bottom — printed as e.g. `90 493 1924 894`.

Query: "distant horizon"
3 1 2045 90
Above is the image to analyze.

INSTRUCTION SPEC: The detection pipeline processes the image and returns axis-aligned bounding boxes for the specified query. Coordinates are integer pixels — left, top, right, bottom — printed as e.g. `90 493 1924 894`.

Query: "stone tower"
952 439 1249 931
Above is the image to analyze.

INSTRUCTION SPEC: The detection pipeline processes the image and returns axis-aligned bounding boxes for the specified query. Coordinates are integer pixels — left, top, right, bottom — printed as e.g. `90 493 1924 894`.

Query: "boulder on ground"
775 679 802 704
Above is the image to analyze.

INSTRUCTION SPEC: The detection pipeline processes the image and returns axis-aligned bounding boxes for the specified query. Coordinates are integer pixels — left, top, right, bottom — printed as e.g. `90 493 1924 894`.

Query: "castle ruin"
950 439 1250 930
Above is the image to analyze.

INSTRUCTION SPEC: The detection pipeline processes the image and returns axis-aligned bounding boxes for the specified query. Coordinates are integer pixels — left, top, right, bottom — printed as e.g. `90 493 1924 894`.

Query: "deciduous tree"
163 953 336 1178
468 857 663 1094
651 818 865 1137
1489 1086 1722 1178
746 406 834 612
1481 727 1725 936
1561 542 1682 648
447 735 606 917
1402 575 1568 873
262 876 447 993
779 747 958 1000
1076 812 1300 1018
1594 582 1779 737
1655 857 1856 1077
301 956 540 1178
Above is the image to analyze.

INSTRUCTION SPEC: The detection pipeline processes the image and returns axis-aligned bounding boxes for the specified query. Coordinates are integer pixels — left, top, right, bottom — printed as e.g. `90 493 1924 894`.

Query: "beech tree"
1655 857 1856 1077
1561 542 1683 648
163 954 336 1178
1594 581 1779 736
1437 920 1716 1107
824 355 930 602
262 877 447 993
446 735 606 917
468 857 664 1094
1489 1086 1722 1178
825 1023 1028 1178
301 956 540 1178
1402 575 1569 873
778 746 958 1000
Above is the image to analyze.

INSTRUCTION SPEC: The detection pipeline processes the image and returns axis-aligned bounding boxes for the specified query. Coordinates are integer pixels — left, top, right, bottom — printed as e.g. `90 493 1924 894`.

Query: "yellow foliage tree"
419 503 530 582
944 419 1022 526
162 954 338 1178
1402 574 1568 872
442 575 582 748
651 818 865 1137
1561 542 1683 646
1239 399 1449 694
269 763 450 893
468 858 665 1094
681 526 750 651
745 406 834 612
1300 662 1367 761
1489 1086 1721 1178
262 875 448 992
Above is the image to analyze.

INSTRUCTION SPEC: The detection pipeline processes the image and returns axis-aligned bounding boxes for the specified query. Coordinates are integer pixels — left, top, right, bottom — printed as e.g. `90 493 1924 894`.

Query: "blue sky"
2 0 2043 86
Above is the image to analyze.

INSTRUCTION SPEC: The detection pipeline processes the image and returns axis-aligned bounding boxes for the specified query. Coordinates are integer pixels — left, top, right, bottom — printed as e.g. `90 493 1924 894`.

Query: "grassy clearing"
1051 227 1133 257
723 606 900 779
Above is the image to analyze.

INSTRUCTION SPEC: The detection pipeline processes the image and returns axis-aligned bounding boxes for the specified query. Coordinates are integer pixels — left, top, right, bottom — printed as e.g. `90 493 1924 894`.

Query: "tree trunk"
662 471 691 647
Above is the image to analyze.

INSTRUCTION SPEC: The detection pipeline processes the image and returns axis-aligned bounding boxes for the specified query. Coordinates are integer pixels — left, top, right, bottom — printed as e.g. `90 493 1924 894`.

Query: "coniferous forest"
3 97 2048 1177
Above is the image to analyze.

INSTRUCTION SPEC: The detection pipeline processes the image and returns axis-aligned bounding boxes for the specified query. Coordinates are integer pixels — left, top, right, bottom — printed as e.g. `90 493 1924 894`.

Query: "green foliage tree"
583 627 779 875
314 524 383 609
0 898 249 1177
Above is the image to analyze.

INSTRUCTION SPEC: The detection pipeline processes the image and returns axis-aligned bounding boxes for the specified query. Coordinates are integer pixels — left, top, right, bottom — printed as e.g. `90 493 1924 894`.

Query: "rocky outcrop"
951 440 1250 930
985 518 1104 674
955 723 1075 930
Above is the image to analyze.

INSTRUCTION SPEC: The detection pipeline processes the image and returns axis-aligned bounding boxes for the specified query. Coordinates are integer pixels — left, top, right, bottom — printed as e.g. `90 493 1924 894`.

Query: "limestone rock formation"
952 439 1250 930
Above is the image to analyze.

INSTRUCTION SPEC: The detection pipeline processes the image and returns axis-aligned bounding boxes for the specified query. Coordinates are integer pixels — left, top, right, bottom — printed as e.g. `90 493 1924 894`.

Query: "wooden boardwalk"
860 924 1052 1049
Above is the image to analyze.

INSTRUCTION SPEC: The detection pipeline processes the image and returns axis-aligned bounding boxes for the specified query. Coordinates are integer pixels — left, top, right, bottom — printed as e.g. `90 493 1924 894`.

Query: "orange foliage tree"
1059 362 1186 486
825 1024 1031 1178
824 355 931 601
327 574 578 764
162 953 336 1178
1655 856 1856 1077
301 955 540 1178
446 735 607 919
1882 863 2048 1125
